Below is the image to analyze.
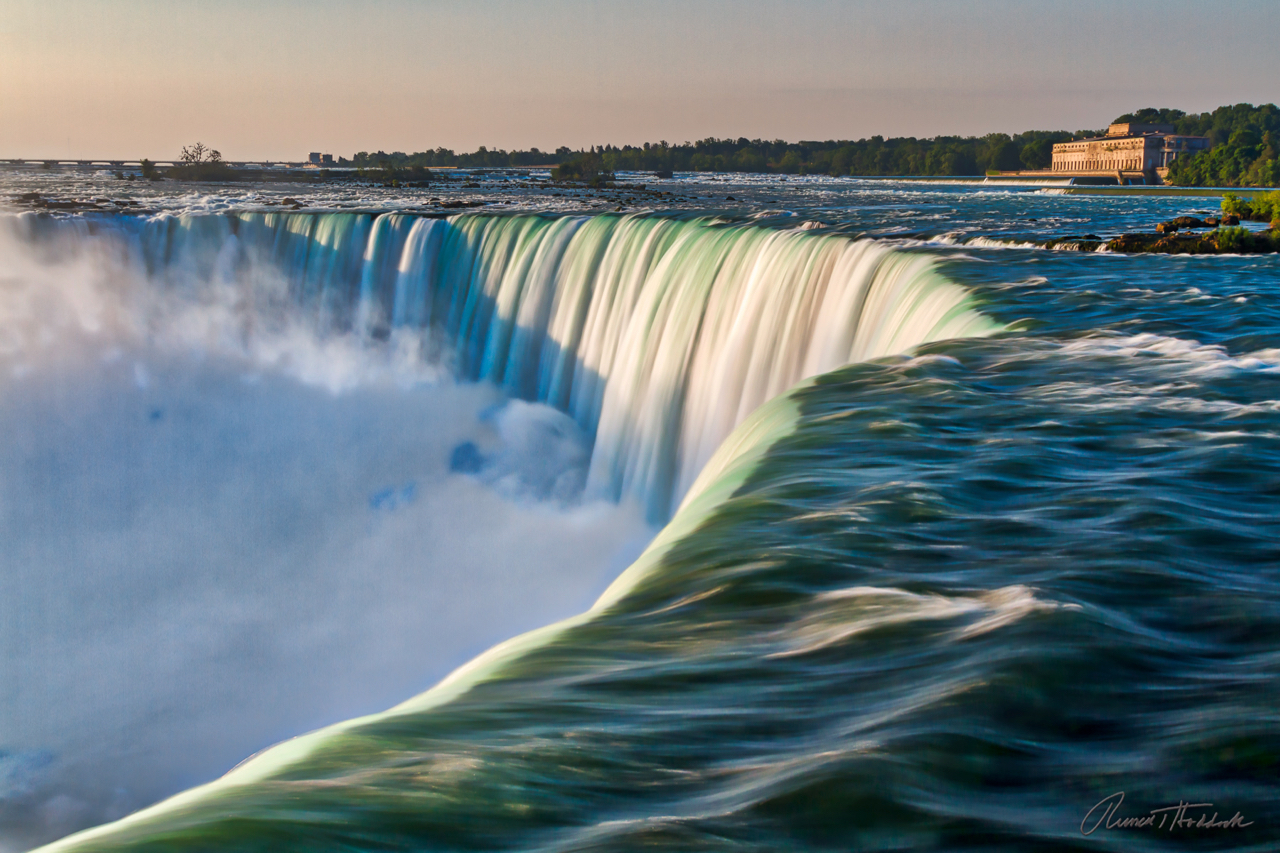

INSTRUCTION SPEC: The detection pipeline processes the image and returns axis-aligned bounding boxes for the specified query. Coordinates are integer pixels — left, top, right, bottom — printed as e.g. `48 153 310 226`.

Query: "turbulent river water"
3 173 1278 852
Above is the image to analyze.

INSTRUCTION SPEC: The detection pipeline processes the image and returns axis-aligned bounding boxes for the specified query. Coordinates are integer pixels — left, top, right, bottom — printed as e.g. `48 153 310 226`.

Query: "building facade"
1049 123 1209 183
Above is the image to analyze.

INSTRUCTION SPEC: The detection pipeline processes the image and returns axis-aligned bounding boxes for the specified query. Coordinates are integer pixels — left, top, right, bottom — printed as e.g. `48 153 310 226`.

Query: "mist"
0 219 653 849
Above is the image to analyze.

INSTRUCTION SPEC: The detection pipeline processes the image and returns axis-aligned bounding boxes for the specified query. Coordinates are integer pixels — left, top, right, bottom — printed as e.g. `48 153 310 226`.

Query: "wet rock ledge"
1107 216 1279 255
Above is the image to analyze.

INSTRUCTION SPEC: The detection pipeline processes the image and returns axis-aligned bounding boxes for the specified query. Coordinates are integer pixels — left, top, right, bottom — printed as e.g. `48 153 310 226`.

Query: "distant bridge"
2 159 311 169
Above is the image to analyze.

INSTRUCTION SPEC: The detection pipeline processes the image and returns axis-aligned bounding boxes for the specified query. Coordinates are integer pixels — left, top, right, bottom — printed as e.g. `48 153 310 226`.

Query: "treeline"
1156 104 1280 187
351 132 1088 177
592 131 1091 176
350 147 569 169
345 103 1278 185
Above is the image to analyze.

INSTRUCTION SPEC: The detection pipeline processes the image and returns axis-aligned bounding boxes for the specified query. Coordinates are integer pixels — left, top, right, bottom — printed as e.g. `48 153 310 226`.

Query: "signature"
1082 792 1254 835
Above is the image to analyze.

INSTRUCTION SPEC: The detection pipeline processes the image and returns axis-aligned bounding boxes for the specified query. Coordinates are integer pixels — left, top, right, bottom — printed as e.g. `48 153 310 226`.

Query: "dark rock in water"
1042 235 1102 251
1108 228 1279 255
1156 216 1207 234
1204 217 1220 227
1108 233 1160 252
449 441 485 474
1223 214 1240 226
726 196 736 201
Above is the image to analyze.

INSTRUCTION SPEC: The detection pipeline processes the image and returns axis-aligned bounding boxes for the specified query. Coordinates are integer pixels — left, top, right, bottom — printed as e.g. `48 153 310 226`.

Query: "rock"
1223 214 1240 226
1108 228 1275 255
1204 217 1220 227
1108 233 1159 252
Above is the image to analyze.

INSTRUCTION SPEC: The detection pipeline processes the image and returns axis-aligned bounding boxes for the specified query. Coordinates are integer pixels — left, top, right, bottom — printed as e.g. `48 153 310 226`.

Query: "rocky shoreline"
1105 214 1278 255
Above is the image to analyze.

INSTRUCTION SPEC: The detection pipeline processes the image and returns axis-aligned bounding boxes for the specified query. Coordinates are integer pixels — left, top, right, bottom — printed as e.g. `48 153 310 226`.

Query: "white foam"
772 584 1073 657
0 220 654 848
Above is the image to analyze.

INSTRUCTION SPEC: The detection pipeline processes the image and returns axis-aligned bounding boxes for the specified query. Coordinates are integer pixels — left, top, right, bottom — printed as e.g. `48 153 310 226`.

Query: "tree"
170 143 233 181
552 150 612 186
1113 107 1186 126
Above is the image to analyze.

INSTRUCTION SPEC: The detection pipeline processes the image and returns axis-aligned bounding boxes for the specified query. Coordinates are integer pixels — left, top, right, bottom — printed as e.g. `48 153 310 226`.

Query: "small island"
1101 191 1279 254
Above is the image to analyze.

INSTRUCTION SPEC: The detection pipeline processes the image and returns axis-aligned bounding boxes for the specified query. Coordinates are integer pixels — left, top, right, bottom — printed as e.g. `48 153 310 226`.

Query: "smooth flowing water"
3 174 1278 852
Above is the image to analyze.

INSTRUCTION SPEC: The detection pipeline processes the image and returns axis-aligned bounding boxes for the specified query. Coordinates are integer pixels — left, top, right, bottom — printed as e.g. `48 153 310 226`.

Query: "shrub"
357 162 430 185
1222 190 1280 222
1251 190 1280 221
1215 226 1249 252
1222 193 1252 218
552 151 612 184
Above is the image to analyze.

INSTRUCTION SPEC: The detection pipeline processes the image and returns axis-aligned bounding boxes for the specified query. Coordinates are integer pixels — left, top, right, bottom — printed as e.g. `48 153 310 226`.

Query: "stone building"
1049 123 1209 184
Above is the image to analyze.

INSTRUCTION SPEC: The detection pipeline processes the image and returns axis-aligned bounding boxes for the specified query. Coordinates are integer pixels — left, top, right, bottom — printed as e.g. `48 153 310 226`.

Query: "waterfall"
11 211 1000 520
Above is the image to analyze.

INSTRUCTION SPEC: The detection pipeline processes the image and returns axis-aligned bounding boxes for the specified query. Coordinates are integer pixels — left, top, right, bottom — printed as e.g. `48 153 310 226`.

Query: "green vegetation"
167 143 235 181
1108 226 1279 255
139 158 160 181
355 160 432 187
551 151 613 186
351 147 561 170
1153 104 1280 187
343 102 1276 184
350 132 1089 178
1214 226 1249 253
1222 190 1280 224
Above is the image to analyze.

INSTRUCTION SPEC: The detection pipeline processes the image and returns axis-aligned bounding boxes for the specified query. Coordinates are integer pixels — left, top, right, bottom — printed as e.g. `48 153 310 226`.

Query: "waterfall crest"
11 211 1001 519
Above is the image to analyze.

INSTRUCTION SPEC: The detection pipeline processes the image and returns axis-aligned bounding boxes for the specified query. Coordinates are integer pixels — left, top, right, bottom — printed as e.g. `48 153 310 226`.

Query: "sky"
1 0 1276 161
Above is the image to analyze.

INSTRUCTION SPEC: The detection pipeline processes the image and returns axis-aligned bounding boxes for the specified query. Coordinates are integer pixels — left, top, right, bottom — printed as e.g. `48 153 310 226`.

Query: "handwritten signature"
1082 792 1254 835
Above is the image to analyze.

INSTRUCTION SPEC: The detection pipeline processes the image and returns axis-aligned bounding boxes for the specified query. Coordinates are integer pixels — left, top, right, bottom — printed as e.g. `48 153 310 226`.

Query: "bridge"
2 159 311 169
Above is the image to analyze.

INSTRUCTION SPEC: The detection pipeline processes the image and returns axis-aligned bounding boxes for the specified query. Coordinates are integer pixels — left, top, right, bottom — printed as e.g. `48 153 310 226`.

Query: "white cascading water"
34 210 998 520
2 209 999 850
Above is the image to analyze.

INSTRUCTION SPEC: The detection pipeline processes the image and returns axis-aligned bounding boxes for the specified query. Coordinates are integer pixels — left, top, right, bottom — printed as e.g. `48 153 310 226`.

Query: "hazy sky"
1 0 1276 160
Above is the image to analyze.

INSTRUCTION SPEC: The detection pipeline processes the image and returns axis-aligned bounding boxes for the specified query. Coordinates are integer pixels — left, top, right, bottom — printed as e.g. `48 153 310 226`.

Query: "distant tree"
553 150 612 186
170 143 233 181
1112 107 1187 126
1166 104 1280 187
181 142 211 164
777 150 804 174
